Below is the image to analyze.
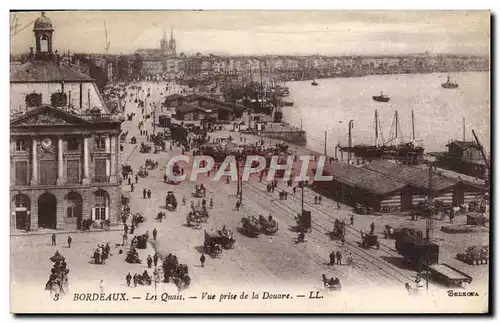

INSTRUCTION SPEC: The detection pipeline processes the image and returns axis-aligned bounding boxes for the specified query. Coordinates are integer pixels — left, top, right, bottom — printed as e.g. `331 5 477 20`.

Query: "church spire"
170 26 174 41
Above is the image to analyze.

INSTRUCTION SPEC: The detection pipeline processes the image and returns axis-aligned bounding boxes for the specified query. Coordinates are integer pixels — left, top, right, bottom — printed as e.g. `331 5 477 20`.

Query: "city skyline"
10 10 490 56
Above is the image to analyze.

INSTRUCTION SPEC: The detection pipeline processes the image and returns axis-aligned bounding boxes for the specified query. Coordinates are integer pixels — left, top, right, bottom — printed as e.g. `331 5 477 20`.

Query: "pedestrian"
336 251 342 265
133 274 138 287
130 224 135 235
126 273 132 287
51 234 56 246
153 253 159 267
202 198 206 207
200 254 206 267
131 183 134 192
135 175 138 184
329 251 335 266
209 198 213 209
124 224 128 234
153 228 157 240
147 255 153 269
128 177 131 185
182 196 187 206
341 237 345 247
318 195 322 204
147 189 151 199
235 200 241 211
293 186 296 195
370 222 375 235
143 189 147 199
337 201 341 210
67 236 72 248
314 196 318 204
350 214 354 226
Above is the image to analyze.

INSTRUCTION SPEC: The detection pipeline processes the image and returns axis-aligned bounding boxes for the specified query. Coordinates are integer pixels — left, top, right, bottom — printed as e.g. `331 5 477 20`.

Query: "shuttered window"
67 160 80 184
39 161 57 185
15 161 28 185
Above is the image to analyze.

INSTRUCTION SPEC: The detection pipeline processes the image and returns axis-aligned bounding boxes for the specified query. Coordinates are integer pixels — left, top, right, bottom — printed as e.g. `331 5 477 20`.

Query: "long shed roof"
322 162 407 195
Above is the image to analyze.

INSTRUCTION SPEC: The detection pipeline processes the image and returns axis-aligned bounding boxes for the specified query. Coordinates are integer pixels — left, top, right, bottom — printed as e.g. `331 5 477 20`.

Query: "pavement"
10 81 489 312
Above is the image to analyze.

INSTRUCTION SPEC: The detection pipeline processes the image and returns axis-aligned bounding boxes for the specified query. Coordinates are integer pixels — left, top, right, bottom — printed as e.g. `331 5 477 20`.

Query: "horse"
46 279 62 299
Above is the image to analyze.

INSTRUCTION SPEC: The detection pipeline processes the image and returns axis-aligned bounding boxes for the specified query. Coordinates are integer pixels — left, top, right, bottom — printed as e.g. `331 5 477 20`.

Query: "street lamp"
348 120 354 165
298 180 308 213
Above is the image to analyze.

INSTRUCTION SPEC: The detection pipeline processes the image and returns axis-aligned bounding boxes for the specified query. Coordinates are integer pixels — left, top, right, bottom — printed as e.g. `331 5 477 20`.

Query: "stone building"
10 12 123 232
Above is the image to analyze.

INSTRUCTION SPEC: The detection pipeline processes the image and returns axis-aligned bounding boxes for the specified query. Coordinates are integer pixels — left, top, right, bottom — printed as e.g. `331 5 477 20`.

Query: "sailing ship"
310 60 318 86
372 91 390 102
441 75 458 89
341 110 424 164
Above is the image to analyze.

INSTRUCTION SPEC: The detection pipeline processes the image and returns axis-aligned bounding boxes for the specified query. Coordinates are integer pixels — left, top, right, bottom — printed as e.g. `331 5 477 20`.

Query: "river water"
282 72 490 156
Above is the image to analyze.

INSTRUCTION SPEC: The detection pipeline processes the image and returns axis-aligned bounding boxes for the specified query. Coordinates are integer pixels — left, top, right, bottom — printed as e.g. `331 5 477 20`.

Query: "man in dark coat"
67 236 72 248
153 253 159 267
147 255 153 269
153 228 157 240
336 251 342 265
126 273 132 287
329 251 336 266
51 234 56 246
200 254 206 267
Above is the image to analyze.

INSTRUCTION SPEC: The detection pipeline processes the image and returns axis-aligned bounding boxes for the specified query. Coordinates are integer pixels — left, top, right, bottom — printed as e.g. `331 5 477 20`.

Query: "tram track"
242 180 411 287
243 179 415 286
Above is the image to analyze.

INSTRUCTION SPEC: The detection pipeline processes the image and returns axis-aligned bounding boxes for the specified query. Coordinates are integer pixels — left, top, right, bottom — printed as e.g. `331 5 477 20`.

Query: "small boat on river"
372 91 390 102
441 75 459 89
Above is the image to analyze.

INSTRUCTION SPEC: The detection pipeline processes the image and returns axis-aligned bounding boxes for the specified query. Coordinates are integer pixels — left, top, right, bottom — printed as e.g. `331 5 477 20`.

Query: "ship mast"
375 109 379 148
412 110 416 147
463 117 466 141
395 110 399 147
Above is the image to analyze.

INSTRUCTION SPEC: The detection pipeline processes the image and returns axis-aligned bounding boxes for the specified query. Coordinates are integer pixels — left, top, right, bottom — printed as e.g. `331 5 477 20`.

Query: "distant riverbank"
276 68 489 83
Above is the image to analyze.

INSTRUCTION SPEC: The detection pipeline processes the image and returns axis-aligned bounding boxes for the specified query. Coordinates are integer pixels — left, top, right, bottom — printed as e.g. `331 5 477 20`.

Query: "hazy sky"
10 10 490 56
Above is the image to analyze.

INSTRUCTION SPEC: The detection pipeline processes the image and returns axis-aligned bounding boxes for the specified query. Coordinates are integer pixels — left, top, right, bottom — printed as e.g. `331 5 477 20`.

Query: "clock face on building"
41 138 52 149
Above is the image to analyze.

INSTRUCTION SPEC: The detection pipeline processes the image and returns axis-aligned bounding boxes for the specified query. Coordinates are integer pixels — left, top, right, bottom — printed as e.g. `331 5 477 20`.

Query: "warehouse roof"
322 162 407 195
363 160 459 191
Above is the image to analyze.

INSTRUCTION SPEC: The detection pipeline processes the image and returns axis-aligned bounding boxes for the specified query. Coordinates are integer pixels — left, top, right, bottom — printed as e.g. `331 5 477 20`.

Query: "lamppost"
425 161 437 294
236 156 243 205
299 180 308 213
348 120 354 164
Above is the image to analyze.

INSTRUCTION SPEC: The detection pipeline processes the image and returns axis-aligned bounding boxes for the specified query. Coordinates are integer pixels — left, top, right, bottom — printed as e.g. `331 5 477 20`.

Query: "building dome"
33 12 54 31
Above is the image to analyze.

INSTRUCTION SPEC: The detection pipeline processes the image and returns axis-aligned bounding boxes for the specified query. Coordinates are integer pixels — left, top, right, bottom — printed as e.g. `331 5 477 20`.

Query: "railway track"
243 179 416 287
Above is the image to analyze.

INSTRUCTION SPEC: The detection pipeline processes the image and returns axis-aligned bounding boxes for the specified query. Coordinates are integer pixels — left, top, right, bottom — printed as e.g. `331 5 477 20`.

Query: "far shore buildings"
10 12 123 232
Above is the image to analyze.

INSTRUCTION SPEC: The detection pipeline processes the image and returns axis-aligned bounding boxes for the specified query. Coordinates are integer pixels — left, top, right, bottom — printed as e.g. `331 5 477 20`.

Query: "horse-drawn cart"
186 211 204 229
140 143 152 153
322 274 341 292
361 232 380 249
331 219 345 240
240 216 262 237
204 230 223 258
257 215 279 234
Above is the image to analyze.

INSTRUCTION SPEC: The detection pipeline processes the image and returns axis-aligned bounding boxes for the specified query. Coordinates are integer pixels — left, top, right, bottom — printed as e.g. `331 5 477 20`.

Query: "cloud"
10 10 490 56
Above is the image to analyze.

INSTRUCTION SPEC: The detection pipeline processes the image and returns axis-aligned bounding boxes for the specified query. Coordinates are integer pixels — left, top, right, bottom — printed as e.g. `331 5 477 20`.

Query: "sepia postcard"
9 10 490 313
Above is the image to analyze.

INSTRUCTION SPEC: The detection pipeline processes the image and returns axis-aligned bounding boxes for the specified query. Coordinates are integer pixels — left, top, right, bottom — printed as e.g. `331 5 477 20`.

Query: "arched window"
40 34 49 52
